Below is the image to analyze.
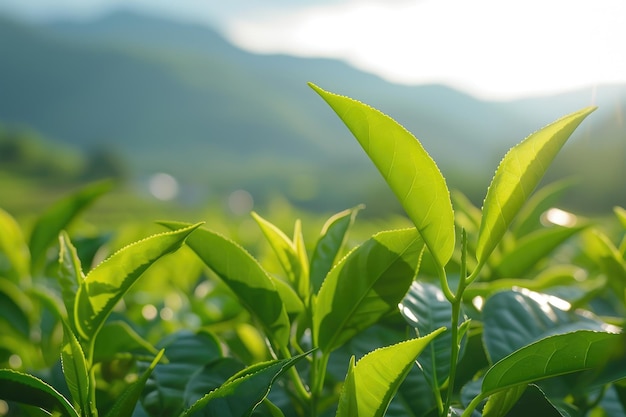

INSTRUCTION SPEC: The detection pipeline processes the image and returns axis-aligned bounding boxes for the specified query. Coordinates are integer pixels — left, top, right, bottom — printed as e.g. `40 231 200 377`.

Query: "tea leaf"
476 107 595 268
310 206 362 294
252 212 309 300
336 329 444 417
61 321 90 415
93 320 159 363
29 180 113 271
0 368 79 417
399 281 458 388
310 83 454 268
181 353 309 417
482 384 526 417
160 222 296 349
483 289 612 363
56 231 84 331
314 228 424 354
74 222 201 340
140 330 227 417
481 330 624 395
494 225 586 278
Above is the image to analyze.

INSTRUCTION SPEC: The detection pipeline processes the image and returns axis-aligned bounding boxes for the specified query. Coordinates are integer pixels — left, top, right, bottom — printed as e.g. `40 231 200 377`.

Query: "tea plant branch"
443 230 469 417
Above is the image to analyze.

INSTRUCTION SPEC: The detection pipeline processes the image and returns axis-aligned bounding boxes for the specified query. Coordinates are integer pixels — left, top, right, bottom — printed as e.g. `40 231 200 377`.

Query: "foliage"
1 83 625 417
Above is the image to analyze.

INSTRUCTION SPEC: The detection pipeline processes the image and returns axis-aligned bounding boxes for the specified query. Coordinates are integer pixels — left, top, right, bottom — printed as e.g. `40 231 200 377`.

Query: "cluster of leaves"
1 84 625 417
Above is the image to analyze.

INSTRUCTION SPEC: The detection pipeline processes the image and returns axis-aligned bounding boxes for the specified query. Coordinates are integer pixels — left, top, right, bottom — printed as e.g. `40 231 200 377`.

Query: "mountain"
0 11 624 213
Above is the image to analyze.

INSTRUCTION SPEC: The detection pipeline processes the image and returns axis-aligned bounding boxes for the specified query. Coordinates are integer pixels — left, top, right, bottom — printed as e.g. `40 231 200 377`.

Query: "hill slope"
1 11 624 213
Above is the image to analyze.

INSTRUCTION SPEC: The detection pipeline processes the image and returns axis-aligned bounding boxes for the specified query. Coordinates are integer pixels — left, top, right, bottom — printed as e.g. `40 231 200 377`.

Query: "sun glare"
226 0 626 100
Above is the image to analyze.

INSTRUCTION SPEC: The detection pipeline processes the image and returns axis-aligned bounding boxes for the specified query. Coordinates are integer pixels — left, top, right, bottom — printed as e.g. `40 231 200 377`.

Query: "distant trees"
0 124 127 183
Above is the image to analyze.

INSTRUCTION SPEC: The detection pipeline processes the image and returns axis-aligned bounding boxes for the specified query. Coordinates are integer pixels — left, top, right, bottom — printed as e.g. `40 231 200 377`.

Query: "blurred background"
0 0 625 226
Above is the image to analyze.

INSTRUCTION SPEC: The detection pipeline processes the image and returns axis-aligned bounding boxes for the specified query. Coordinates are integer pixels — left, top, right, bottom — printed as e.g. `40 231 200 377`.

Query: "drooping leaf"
481 330 624 396
251 212 309 300
494 225 586 278
313 228 424 353
310 83 455 268
475 107 595 268
140 330 227 417
181 352 309 417
310 206 362 293
104 349 165 417
0 207 30 283
29 180 113 271
0 368 79 417
74 222 201 341
336 329 444 417
61 321 90 416
482 289 614 363
159 222 296 349
399 281 461 388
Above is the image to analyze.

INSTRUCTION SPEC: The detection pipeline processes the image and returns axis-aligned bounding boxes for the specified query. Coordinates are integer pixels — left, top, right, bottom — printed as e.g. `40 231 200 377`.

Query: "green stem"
461 393 487 417
442 230 468 417
310 351 330 417
279 346 311 402
438 263 456 304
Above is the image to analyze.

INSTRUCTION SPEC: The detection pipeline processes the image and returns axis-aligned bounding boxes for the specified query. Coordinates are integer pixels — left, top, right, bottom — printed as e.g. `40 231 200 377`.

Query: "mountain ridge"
1 10 624 212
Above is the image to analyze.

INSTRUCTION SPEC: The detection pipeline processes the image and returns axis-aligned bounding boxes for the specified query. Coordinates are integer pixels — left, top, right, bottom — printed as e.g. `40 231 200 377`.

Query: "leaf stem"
443 230 468 417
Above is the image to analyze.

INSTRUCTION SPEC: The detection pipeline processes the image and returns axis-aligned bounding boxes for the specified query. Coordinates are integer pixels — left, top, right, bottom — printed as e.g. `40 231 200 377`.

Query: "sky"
1 0 625 100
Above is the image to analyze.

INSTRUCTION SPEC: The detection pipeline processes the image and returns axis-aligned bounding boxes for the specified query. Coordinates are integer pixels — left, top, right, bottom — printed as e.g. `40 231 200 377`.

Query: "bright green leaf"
61 321 90 415
476 107 596 268
29 180 113 271
181 352 309 417
310 206 362 294
104 349 165 417
482 384 526 417
310 83 455 268
0 207 30 283
482 330 624 395
336 329 444 417
615 206 626 230
313 228 424 353
159 222 296 349
0 368 79 417
74 222 201 341
251 212 309 300
582 229 626 300
56 231 84 331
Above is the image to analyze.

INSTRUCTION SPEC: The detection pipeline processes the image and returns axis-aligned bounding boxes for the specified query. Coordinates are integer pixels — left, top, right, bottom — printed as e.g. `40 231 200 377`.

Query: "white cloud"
225 0 626 100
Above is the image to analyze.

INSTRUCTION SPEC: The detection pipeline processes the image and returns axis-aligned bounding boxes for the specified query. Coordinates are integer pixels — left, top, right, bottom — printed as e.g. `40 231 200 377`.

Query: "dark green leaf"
482 331 624 395
483 289 612 363
140 330 225 417
0 368 79 417
310 83 455 268
93 320 159 363
313 228 424 353
181 352 309 417
399 281 458 388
